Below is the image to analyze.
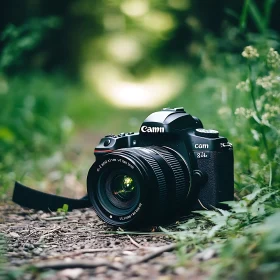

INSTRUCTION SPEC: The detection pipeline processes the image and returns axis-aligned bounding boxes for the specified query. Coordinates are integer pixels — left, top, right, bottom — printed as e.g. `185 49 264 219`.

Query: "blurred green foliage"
0 17 61 72
0 0 280 278
0 74 73 195
0 18 72 196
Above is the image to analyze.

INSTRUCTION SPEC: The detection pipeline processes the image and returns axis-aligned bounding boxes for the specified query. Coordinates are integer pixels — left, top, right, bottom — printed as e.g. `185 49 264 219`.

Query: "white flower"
235 107 254 119
251 129 260 141
256 74 280 90
218 107 232 117
261 113 271 126
256 96 265 111
236 79 250 92
267 48 280 69
242 46 259 59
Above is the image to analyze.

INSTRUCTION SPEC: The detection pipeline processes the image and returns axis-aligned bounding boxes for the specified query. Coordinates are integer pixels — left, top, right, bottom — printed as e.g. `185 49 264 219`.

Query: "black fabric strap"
12 181 91 211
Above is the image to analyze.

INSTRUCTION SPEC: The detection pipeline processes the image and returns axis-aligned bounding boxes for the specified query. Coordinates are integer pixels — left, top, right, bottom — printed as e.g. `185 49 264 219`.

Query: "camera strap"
12 181 91 211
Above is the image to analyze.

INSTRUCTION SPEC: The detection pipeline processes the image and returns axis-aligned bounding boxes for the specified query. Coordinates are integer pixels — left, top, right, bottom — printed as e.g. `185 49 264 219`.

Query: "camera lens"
87 146 191 227
104 172 139 210
95 169 141 218
112 175 136 201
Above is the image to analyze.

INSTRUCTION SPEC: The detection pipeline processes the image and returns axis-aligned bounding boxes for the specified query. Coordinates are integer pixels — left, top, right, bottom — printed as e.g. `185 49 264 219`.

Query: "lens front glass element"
111 175 136 201
97 170 140 214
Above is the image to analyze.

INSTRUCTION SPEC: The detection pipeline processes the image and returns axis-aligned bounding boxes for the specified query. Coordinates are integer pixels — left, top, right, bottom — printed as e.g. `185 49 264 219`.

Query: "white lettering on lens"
141 126 164 133
194 143 209 149
119 203 142 220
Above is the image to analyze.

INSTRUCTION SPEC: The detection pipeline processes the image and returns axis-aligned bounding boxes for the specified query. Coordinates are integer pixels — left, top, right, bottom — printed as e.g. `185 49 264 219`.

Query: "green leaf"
62 204 68 212
57 204 69 213
0 127 15 143
248 0 266 33
240 0 250 30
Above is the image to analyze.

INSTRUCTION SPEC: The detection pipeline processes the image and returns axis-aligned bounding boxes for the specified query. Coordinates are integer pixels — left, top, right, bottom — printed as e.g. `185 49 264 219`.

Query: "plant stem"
248 64 272 188
248 65 259 115
264 0 274 30
248 0 266 34
240 0 251 30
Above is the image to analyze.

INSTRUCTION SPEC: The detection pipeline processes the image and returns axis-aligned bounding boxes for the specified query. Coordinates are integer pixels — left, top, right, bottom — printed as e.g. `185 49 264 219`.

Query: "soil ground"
0 203 209 280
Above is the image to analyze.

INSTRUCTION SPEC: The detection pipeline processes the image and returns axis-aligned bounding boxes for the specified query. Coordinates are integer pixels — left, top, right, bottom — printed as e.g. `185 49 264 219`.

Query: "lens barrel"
87 146 191 227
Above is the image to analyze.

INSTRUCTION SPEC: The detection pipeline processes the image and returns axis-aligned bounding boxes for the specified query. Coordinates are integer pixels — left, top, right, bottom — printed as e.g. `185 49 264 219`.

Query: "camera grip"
193 149 234 210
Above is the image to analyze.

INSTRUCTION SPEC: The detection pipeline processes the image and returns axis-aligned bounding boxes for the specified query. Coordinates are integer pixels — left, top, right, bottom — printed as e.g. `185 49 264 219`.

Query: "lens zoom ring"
123 148 168 206
150 147 187 205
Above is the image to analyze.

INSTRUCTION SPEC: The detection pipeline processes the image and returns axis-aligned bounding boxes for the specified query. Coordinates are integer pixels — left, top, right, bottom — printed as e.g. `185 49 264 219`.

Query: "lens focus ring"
122 148 168 208
149 147 188 207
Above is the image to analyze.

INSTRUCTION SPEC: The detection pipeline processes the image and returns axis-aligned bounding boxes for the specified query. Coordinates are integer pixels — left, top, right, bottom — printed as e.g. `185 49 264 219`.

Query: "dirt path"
0 131 209 279
0 203 208 280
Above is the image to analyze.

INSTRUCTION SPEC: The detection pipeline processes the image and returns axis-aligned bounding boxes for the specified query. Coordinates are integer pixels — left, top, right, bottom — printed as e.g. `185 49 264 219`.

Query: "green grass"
161 45 280 278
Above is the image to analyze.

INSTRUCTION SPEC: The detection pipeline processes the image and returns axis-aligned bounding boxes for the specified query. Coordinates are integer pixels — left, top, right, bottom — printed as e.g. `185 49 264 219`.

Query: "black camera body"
87 107 234 227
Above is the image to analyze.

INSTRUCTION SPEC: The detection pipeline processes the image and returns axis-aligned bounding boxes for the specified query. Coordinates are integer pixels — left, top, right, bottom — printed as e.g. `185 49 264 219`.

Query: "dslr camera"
87 107 234 227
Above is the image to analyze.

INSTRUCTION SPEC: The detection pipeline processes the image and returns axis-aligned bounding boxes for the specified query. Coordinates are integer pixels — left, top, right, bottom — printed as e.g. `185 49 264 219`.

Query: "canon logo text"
141 126 164 133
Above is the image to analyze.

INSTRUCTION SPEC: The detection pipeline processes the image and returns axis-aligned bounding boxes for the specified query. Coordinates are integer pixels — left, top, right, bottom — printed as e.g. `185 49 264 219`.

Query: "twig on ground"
38 226 61 243
117 227 142 249
33 244 176 271
126 235 142 248
44 247 138 260
126 243 177 267
21 246 159 265
102 231 169 236
34 260 123 271
42 216 65 221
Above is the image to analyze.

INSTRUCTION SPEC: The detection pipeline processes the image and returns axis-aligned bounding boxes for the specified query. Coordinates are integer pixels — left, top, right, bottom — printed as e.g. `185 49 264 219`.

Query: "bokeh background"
0 0 279 199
